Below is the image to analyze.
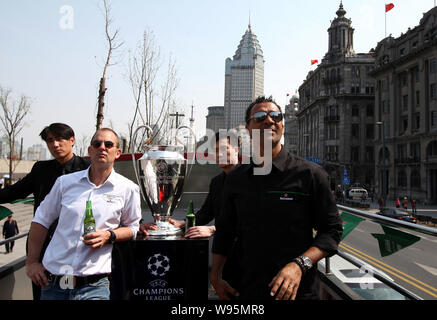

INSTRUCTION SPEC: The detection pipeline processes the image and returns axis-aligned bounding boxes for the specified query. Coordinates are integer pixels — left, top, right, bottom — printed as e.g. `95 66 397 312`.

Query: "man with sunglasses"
211 96 343 300
0 122 90 300
26 128 141 300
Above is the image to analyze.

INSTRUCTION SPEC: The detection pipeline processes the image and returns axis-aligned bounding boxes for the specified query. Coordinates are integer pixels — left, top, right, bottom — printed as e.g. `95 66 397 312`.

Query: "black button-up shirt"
212 147 343 299
195 171 226 225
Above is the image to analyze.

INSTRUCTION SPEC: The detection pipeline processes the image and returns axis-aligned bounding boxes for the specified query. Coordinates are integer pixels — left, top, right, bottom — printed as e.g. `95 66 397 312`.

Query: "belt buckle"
57 274 76 289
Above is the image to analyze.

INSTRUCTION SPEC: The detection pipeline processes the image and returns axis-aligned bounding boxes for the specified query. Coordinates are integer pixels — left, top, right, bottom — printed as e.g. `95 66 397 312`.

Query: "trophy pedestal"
110 236 209 300
148 222 183 237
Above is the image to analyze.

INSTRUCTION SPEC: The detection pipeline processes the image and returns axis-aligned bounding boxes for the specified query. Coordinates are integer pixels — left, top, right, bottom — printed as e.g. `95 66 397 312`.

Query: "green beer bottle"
83 200 96 235
185 200 195 233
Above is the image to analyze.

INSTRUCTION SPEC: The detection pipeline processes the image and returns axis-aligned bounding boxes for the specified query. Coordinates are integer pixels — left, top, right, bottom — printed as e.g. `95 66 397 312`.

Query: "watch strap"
292 257 306 275
108 230 116 244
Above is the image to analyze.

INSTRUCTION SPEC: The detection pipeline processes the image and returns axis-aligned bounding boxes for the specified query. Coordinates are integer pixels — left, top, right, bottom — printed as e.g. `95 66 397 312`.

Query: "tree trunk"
96 77 106 131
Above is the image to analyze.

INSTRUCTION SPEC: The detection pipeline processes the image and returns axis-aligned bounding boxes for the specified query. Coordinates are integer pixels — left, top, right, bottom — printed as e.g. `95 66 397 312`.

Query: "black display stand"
110 235 209 301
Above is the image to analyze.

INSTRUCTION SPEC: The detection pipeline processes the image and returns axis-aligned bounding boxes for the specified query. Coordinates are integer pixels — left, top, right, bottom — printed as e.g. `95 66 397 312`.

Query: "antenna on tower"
248 10 251 29
190 103 195 129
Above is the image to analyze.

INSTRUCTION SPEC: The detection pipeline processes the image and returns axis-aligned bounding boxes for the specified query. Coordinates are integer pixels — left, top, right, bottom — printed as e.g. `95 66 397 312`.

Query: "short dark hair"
214 130 240 149
245 95 282 124
39 123 75 142
91 128 120 148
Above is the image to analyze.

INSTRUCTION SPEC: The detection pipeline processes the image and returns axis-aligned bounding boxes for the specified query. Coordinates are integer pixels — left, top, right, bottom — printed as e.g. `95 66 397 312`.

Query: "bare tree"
96 0 123 131
0 86 31 184
127 29 179 151
74 134 90 157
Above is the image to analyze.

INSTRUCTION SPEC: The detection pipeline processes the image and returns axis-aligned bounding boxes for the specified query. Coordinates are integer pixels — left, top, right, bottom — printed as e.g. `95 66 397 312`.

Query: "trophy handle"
176 125 197 179
131 125 154 203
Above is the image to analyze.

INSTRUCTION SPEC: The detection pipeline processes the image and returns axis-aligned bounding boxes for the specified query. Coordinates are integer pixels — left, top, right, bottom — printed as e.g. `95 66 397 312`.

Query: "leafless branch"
0 86 31 184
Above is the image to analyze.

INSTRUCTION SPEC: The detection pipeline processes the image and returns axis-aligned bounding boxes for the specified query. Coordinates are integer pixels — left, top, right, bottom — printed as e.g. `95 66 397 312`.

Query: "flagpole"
385 4 387 38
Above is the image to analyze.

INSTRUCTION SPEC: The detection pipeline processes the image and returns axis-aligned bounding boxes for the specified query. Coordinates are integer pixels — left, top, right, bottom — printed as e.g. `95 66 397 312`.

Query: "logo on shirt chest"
103 193 123 204
279 193 294 201
267 190 310 202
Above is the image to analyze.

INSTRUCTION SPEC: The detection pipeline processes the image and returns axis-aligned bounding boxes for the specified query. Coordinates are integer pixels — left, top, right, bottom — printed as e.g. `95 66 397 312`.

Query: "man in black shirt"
167 131 239 238
211 96 343 300
0 123 90 299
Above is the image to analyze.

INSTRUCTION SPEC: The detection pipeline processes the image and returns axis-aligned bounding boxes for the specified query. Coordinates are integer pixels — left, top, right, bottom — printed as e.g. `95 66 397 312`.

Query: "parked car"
348 188 368 200
378 207 417 224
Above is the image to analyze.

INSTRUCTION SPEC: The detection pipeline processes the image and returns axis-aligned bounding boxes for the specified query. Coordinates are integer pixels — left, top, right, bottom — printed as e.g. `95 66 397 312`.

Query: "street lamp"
376 121 386 204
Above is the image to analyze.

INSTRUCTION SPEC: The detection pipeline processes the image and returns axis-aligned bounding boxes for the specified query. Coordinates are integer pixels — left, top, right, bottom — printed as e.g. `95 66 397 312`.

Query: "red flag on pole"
311 59 318 65
385 3 394 12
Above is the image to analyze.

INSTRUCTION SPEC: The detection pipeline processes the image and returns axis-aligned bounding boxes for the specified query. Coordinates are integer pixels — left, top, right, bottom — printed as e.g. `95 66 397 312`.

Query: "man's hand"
82 229 111 248
139 222 157 236
210 275 239 300
268 261 302 300
185 226 215 239
168 218 185 229
26 261 48 288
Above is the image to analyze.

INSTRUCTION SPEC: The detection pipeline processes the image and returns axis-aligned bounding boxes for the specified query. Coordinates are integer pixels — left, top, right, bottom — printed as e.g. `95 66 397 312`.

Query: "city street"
340 208 437 300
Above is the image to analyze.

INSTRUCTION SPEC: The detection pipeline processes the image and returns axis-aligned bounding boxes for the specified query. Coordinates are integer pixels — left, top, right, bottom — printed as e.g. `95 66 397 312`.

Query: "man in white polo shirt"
25 128 141 300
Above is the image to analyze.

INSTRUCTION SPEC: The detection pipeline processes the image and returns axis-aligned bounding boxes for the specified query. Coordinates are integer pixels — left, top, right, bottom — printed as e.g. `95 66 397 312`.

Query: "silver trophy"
131 125 196 236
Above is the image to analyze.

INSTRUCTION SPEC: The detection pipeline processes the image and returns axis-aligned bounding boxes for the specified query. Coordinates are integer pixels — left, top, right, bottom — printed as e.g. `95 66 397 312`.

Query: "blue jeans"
40 276 110 300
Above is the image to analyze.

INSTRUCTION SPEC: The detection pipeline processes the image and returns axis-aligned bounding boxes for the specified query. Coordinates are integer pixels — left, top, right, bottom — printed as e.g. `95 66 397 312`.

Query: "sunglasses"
91 140 115 149
250 111 283 123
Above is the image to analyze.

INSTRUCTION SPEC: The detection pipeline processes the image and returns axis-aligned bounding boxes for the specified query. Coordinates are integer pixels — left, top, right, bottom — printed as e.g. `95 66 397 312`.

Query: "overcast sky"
0 0 435 153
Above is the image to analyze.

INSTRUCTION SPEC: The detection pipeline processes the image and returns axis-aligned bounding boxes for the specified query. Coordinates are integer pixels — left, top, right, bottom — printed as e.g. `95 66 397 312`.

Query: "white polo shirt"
33 167 141 276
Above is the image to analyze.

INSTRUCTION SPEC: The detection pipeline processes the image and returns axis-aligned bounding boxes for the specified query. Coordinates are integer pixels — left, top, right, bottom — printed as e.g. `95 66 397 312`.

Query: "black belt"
45 271 109 289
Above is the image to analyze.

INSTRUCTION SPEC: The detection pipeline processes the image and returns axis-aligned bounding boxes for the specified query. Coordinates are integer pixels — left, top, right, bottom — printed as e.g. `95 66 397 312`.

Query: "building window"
351 146 360 162
402 95 408 111
366 104 374 117
430 83 436 100
382 79 388 91
365 146 374 162
431 111 437 128
397 143 407 160
366 124 374 139
412 113 420 131
352 105 359 117
411 169 421 189
401 72 408 86
400 48 406 56
351 124 360 139
398 170 407 187
382 100 387 114
402 116 408 133
411 142 420 160
430 59 437 73
325 145 338 161
416 91 420 106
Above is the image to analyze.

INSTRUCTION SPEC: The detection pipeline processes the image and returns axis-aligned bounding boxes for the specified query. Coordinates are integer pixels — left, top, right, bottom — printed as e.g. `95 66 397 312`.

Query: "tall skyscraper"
224 24 264 129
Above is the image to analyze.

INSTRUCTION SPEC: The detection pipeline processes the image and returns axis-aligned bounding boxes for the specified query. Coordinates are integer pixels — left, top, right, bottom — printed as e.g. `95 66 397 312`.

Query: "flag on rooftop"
385 3 394 12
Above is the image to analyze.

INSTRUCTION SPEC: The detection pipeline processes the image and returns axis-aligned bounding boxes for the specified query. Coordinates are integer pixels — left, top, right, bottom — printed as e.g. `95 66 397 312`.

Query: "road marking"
414 263 437 277
339 242 437 298
341 242 437 293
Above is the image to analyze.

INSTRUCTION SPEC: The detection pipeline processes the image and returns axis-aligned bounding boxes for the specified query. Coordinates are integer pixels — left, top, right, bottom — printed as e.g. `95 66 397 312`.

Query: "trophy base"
148 223 183 237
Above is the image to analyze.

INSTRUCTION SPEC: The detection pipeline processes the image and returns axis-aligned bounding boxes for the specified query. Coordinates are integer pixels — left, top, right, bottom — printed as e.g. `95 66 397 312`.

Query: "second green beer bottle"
185 200 195 233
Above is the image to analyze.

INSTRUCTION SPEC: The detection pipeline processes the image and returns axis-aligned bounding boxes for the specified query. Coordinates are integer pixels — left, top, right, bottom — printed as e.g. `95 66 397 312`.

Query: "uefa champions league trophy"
131 125 196 236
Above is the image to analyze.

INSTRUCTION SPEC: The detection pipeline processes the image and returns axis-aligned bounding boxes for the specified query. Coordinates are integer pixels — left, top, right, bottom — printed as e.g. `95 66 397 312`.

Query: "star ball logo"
147 253 170 277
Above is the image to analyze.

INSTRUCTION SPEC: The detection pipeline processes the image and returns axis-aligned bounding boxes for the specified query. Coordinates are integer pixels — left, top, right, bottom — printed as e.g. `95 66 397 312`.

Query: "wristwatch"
108 230 116 244
298 255 313 272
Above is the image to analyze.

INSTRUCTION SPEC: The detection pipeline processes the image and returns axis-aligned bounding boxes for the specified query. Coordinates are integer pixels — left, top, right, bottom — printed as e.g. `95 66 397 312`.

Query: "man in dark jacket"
3 215 19 253
0 123 90 299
